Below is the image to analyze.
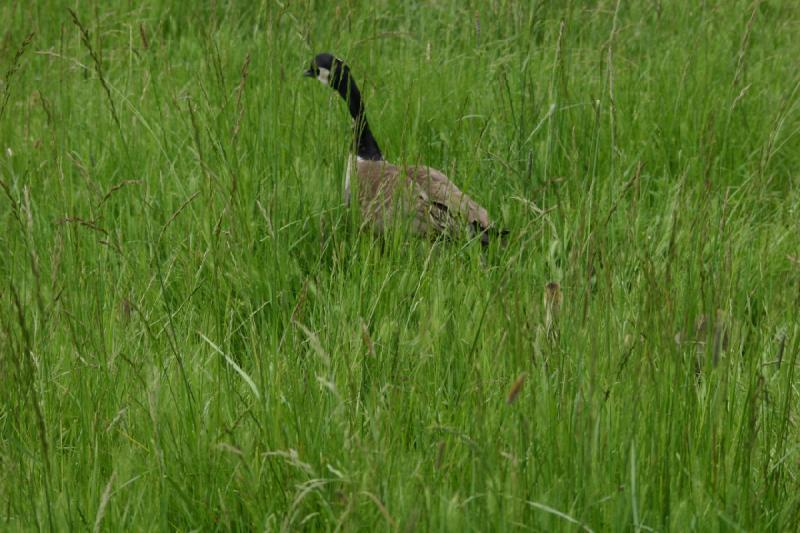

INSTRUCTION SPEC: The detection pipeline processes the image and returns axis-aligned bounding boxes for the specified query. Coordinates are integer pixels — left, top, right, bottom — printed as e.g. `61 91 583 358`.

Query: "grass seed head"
506 372 527 404
544 281 562 340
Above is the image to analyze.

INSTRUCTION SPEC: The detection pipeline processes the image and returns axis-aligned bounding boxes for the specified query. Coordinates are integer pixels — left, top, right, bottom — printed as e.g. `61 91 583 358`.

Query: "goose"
304 52 506 247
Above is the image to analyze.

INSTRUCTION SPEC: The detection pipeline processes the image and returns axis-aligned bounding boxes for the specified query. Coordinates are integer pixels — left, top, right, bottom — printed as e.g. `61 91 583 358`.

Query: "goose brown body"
352 159 491 239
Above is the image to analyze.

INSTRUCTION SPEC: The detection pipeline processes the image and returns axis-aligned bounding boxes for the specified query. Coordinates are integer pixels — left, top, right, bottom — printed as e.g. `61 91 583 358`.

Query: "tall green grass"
1 0 799 530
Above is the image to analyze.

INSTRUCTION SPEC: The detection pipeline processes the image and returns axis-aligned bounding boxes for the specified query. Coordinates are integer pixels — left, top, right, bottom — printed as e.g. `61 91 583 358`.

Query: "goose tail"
472 222 509 249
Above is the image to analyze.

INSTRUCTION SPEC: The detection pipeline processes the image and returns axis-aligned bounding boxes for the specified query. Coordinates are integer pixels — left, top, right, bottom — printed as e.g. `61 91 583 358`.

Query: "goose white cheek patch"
317 67 330 85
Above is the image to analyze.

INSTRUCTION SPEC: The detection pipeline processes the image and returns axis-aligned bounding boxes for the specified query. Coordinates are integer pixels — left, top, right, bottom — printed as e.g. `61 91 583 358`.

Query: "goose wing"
355 160 493 238
406 165 491 230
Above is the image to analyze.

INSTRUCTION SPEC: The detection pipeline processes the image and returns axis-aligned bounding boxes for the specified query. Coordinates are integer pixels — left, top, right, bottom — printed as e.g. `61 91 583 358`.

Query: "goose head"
303 53 349 90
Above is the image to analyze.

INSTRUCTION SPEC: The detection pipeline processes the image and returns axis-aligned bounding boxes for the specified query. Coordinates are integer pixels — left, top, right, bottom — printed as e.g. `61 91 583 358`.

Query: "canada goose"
304 52 506 246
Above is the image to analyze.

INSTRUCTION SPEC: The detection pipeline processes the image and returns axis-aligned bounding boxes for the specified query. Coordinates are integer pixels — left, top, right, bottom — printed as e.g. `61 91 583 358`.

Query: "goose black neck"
334 73 382 161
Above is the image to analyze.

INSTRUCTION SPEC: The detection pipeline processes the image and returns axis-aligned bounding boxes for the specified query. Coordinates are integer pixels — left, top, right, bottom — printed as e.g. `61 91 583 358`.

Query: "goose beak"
303 68 314 78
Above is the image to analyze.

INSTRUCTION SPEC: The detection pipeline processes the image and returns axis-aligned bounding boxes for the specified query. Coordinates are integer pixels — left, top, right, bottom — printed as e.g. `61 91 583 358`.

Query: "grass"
1 0 799 530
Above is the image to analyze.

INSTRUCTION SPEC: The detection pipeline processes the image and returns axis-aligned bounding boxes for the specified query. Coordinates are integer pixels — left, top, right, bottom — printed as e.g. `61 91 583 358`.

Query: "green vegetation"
2 1 799 530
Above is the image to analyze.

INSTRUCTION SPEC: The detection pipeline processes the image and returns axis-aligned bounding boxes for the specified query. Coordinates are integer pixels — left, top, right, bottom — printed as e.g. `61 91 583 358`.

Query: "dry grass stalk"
544 281 562 341
232 53 251 144
360 318 375 357
0 32 35 122
139 23 149 50
733 0 761 87
68 9 121 129
157 191 199 242
506 372 526 404
674 309 730 368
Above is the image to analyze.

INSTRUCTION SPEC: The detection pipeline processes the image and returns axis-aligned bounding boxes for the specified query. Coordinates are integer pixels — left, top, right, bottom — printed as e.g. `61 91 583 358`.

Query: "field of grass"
2 0 799 530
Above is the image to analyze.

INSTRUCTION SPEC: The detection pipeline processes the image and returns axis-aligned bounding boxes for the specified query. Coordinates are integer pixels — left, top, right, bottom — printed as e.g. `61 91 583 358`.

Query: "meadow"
1 0 799 530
